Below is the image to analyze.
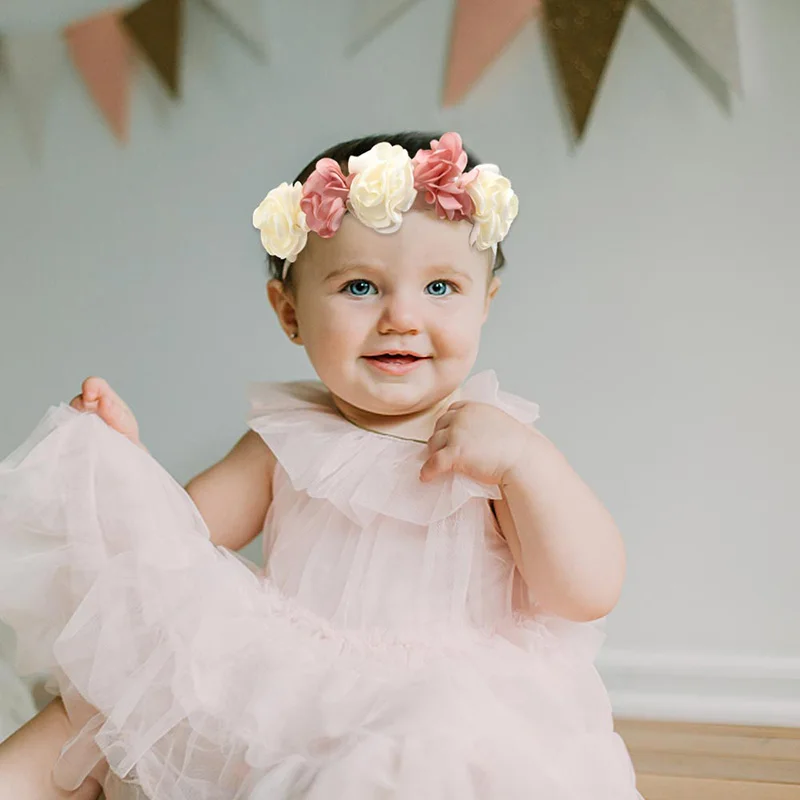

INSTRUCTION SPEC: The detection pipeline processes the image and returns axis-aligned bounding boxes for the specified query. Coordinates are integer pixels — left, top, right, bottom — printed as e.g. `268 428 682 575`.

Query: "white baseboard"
597 649 800 727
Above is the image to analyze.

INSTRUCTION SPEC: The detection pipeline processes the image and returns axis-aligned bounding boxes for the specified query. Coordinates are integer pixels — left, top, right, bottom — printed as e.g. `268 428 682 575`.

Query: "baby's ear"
483 275 501 321
267 279 299 340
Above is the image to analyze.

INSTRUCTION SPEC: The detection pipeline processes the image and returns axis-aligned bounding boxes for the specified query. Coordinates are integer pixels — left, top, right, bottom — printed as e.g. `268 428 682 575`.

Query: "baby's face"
277 206 499 417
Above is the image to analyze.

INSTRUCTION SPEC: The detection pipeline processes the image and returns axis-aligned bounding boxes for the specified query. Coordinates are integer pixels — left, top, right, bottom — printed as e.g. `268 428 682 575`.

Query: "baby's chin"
315 356 471 416
343 376 462 419
345 384 440 416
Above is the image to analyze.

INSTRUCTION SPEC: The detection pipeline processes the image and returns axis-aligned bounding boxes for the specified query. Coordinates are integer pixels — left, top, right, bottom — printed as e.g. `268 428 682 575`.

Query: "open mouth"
365 353 427 365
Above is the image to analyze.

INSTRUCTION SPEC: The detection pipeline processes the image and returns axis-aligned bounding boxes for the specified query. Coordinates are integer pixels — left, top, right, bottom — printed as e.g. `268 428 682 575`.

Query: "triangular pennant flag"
124 0 184 97
543 0 632 139
202 0 268 59
66 12 135 143
645 0 741 94
443 0 539 106
1 32 64 158
348 0 421 54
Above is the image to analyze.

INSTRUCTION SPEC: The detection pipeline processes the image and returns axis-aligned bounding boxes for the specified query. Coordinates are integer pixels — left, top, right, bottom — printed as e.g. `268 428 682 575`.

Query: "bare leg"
0 698 102 800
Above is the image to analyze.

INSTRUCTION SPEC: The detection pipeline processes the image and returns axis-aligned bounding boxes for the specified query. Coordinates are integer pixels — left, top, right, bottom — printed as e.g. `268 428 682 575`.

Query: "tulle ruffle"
246 370 539 527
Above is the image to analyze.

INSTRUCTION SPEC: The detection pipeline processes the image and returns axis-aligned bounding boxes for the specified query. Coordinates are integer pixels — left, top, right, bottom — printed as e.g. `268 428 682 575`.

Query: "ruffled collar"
247 370 539 526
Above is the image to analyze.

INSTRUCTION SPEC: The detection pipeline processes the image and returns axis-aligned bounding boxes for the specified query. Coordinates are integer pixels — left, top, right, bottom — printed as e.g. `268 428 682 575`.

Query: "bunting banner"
439 0 741 141
0 0 268 146
1 32 63 157
542 0 632 139
443 0 540 107
124 0 184 97
65 12 134 142
0 0 745 150
645 0 741 93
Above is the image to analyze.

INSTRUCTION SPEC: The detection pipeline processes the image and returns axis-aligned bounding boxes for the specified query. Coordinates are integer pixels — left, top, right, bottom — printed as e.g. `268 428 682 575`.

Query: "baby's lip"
363 351 431 359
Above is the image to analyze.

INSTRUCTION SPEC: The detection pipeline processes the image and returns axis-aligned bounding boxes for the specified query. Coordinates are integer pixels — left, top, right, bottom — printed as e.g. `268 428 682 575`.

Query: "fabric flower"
300 159 352 238
412 132 475 221
465 165 519 250
347 143 417 233
253 182 309 262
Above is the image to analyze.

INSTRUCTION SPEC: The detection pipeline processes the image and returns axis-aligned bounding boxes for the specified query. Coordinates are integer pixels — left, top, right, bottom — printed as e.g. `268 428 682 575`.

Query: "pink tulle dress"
0 371 641 799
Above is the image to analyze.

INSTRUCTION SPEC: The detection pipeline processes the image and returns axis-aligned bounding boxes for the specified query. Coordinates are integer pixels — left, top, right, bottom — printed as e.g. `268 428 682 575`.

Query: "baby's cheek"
304 306 362 347
437 310 484 357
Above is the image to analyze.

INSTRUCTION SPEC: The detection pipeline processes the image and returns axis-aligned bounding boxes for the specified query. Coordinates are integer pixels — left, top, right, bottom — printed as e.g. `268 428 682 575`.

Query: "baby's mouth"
364 353 431 366
366 354 424 365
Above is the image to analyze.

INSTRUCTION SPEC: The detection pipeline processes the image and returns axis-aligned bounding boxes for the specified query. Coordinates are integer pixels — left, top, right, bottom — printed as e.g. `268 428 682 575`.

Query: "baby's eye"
425 280 454 297
344 280 377 297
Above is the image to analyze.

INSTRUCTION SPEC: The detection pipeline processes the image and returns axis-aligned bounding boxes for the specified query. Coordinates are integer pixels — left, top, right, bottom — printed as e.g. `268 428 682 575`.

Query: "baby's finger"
81 376 111 404
419 448 457 482
96 391 127 429
69 395 87 412
426 429 449 454
432 409 456 433
97 392 113 416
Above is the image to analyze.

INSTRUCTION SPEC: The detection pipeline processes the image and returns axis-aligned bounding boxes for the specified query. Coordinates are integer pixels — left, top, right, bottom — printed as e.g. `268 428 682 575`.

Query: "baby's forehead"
301 210 487 275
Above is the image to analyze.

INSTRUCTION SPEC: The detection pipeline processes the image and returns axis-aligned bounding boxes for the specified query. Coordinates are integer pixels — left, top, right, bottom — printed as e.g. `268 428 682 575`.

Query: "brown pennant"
542 0 632 139
124 0 184 97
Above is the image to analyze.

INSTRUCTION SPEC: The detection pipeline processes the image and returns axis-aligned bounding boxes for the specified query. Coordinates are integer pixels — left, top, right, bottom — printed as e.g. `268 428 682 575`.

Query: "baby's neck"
331 389 460 444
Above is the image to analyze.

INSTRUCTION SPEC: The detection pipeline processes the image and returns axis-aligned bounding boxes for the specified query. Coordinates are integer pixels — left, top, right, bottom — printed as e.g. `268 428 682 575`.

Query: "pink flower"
300 158 352 238
412 132 475 221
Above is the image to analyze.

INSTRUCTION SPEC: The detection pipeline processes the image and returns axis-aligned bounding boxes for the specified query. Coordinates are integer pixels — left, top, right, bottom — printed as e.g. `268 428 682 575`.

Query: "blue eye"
344 280 376 297
426 280 453 297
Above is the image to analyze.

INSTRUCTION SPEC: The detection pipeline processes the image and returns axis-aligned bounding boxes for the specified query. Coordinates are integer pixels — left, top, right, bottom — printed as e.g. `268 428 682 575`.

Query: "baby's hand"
420 402 534 487
70 377 141 447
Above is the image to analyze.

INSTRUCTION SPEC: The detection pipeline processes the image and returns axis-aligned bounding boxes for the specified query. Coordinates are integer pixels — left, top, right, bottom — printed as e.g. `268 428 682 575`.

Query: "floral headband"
252 132 519 279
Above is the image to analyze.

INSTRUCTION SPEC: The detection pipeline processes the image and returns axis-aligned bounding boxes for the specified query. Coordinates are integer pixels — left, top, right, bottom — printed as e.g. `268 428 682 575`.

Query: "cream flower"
252 182 309 262
347 143 417 233
465 164 519 250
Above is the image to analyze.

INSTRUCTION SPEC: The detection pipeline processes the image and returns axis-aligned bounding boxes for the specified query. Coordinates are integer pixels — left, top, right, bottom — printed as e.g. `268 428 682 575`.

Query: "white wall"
1 0 798 725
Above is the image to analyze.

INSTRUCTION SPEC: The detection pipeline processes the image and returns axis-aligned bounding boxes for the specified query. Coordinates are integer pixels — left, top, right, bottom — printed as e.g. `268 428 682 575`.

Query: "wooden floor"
615 719 800 799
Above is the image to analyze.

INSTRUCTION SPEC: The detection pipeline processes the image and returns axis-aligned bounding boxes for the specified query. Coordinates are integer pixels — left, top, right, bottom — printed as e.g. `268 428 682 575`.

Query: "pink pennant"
66 11 134 143
444 0 540 106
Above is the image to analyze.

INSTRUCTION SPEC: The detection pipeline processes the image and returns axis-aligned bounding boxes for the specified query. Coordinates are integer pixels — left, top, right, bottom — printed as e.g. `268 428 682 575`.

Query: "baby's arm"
420 401 625 623
493 432 626 622
185 429 276 550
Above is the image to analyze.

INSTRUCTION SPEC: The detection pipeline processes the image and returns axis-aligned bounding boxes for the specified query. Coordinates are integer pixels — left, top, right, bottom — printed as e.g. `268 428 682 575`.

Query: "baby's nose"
377 293 423 335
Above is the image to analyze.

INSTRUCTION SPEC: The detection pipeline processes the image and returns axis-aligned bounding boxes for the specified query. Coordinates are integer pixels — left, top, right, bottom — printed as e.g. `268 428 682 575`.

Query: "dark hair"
267 131 507 283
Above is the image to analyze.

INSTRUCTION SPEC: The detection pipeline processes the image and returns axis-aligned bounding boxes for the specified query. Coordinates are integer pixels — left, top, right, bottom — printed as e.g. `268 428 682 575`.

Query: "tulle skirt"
0 405 641 799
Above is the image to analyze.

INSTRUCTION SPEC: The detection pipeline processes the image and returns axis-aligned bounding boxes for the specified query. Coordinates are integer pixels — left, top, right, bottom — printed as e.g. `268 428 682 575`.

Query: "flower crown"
252 132 519 279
